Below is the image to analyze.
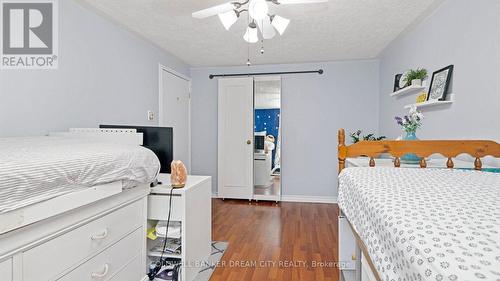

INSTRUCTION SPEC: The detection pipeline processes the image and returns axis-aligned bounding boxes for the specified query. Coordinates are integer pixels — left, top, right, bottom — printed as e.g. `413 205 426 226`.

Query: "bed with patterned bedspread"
338 167 500 281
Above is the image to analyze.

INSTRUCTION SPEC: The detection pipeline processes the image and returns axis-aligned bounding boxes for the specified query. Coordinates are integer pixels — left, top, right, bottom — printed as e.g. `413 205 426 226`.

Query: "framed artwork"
427 65 454 101
393 74 403 92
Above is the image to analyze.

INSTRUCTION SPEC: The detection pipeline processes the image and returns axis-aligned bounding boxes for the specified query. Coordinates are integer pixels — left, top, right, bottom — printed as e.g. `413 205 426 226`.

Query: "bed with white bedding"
0 131 160 281
0 136 160 214
338 167 500 281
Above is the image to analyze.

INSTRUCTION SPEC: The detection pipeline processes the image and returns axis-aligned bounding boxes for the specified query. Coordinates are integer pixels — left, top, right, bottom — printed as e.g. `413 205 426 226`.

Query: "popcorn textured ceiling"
79 0 444 67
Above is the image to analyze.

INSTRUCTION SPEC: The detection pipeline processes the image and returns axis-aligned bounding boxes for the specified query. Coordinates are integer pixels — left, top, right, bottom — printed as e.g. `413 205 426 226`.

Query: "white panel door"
160 68 191 171
218 77 254 199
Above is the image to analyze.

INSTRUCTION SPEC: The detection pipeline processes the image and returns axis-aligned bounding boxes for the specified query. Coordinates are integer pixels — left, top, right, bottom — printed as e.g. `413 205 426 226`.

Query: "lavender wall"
0 0 189 137
190 60 380 199
378 0 500 141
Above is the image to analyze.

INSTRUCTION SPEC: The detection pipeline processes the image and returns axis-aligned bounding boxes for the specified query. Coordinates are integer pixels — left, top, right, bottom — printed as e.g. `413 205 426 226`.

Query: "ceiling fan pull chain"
260 19 265 54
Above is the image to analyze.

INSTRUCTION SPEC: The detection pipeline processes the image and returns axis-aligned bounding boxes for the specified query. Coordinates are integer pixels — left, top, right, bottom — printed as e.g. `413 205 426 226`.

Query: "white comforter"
338 167 500 281
0 136 160 213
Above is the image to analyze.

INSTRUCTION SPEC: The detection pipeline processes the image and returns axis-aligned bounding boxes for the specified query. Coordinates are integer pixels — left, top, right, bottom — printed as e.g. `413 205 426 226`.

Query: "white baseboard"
280 195 337 204
212 193 337 204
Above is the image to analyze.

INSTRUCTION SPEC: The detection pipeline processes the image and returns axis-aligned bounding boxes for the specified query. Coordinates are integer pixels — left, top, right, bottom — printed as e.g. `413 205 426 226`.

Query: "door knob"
247 140 252 145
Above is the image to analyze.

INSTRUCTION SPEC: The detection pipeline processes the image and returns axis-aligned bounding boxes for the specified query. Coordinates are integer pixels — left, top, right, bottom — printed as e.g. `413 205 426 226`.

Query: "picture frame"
427 65 454 101
393 74 403 92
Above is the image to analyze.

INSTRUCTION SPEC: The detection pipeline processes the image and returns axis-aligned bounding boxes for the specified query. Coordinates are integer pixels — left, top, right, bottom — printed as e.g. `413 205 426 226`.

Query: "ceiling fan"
192 0 328 44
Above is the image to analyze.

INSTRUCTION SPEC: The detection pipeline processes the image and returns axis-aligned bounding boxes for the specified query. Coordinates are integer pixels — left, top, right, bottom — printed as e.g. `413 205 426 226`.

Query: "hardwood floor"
210 199 340 281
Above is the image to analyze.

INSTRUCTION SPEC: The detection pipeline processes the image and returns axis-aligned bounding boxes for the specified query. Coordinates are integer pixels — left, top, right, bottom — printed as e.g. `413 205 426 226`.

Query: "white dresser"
0 175 213 281
0 186 149 281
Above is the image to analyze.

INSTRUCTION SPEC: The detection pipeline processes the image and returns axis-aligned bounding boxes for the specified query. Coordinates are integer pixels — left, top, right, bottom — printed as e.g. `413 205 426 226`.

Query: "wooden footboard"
337 128 500 281
338 128 500 173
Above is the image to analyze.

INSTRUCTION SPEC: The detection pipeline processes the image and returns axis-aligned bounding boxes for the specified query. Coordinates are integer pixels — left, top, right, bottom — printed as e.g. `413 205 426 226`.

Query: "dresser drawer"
58 227 143 281
147 194 183 221
339 216 356 270
109 254 144 281
23 200 144 281
0 258 12 281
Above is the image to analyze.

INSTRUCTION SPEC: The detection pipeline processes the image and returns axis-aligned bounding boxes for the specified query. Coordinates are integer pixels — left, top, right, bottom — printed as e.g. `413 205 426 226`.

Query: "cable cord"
149 186 175 280
159 186 174 264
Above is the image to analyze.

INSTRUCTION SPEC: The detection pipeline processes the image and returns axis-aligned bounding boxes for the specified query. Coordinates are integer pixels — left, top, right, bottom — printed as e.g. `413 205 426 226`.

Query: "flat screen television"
99 125 173 173
254 135 265 151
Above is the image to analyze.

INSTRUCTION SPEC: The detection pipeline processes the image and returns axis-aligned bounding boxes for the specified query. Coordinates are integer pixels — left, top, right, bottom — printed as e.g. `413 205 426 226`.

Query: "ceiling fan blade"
256 17 276 39
192 2 235 19
277 0 328 4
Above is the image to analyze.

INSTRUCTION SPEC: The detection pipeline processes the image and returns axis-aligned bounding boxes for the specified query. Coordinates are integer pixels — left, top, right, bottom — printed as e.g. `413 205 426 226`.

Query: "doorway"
253 76 281 202
159 65 191 172
217 76 281 202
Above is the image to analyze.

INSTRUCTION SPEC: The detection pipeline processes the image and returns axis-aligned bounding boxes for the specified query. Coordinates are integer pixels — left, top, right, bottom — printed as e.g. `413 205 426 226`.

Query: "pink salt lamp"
170 160 187 188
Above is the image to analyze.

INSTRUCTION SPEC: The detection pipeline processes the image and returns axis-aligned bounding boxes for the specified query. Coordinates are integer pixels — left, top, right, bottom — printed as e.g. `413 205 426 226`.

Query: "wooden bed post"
474 157 482 170
338 129 346 174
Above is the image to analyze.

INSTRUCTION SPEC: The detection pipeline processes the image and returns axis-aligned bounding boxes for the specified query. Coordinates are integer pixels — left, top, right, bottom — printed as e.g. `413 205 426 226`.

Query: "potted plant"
403 68 428 87
350 130 386 143
395 105 424 163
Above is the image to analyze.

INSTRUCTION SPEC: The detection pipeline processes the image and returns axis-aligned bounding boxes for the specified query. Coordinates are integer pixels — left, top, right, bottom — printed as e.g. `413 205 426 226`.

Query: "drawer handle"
91 229 108 240
91 263 109 278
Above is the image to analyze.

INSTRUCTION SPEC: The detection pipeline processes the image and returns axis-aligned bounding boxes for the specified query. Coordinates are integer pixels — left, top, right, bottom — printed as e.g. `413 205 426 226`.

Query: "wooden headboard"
338 128 500 174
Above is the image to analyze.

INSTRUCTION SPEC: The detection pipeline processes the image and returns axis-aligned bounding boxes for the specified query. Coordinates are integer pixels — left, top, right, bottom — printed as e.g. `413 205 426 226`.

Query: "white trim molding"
212 193 336 204
280 195 337 204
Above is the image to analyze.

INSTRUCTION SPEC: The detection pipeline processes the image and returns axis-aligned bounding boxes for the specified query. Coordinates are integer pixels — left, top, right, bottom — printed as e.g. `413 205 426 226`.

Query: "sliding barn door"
218 77 254 199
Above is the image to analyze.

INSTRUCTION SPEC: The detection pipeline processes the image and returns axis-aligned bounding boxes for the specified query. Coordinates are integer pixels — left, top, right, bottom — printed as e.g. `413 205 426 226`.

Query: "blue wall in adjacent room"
254 108 280 167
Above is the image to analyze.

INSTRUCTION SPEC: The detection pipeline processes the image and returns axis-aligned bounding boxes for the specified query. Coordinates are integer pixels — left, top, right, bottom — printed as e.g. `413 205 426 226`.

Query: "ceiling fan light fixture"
249 0 269 21
271 15 290 35
243 25 259 43
192 2 235 19
218 10 238 30
256 16 276 39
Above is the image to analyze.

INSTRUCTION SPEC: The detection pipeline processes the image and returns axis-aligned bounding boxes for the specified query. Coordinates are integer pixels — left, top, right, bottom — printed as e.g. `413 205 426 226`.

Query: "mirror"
253 76 281 202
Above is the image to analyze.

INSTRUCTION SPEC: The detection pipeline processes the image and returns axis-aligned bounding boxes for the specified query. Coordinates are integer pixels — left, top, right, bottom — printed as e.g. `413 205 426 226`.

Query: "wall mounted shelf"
390 85 426 97
404 94 454 109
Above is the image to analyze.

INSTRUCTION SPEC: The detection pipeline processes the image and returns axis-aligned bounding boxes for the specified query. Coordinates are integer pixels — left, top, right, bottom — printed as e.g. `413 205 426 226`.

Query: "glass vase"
401 131 420 164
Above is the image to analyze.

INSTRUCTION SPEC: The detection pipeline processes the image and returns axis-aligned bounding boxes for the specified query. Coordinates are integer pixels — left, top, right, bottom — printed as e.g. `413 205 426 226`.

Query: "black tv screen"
99 125 173 173
254 135 265 150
